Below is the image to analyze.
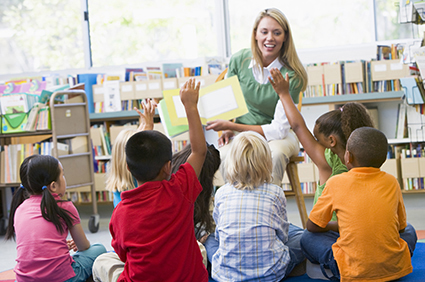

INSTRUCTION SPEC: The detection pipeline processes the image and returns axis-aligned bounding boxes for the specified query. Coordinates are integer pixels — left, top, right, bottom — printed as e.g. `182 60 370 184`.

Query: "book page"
172 95 187 118
200 85 238 119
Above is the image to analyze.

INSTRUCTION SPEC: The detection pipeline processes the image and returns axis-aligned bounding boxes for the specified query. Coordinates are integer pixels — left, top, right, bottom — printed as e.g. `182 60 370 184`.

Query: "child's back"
206 131 305 281
110 159 206 281
14 193 80 281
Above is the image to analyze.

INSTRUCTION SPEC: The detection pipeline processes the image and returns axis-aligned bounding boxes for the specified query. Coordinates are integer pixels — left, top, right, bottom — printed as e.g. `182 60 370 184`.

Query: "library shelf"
89 108 159 122
302 91 404 106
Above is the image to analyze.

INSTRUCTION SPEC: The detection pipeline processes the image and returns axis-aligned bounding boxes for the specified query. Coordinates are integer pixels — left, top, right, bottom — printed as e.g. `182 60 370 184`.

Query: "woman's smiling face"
255 16 286 67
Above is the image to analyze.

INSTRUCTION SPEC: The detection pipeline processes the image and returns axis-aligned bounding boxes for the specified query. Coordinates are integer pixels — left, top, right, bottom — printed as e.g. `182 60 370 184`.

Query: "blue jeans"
65 243 107 282
300 222 418 280
205 223 305 276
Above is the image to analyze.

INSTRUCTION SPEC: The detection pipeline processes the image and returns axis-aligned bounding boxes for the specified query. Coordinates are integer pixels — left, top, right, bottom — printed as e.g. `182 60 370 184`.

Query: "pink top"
14 194 80 282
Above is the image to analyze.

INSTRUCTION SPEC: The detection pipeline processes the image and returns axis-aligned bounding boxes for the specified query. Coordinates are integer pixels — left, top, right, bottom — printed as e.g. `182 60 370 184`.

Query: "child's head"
6 155 75 240
345 127 388 169
126 130 172 183
172 143 221 239
225 131 272 190
314 102 374 152
106 128 137 192
20 155 64 196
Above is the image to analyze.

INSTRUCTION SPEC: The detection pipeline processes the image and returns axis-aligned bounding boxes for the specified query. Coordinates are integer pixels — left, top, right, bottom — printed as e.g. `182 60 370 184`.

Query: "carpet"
209 243 425 282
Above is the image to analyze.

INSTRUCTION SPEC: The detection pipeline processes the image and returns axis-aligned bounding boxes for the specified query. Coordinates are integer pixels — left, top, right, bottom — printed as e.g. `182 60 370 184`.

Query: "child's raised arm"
180 78 207 177
269 68 332 180
134 99 157 132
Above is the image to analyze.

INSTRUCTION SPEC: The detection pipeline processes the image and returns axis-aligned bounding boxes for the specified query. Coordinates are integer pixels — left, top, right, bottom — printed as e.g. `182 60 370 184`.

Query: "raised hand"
268 68 290 98
135 99 157 131
180 78 201 108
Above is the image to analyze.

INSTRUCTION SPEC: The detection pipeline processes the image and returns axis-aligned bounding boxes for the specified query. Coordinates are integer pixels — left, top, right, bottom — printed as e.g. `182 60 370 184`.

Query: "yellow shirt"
309 167 412 282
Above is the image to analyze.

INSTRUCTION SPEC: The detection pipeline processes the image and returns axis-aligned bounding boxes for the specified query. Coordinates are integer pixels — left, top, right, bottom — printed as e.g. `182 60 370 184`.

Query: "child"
171 143 221 243
6 154 106 282
269 68 374 220
93 78 208 282
106 99 156 207
300 127 417 281
205 131 305 281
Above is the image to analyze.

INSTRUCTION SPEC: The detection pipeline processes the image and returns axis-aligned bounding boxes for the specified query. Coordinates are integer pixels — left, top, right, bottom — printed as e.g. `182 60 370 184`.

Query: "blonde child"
106 99 156 207
205 131 305 281
269 68 374 220
6 155 106 282
93 78 208 282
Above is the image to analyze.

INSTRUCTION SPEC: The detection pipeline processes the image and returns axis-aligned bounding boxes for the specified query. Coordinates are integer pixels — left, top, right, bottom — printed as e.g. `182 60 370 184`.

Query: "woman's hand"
217 130 234 147
269 68 290 98
135 99 157 131
205 119 233 132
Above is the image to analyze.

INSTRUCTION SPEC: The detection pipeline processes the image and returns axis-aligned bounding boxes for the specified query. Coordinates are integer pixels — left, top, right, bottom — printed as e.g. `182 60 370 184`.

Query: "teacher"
206 8 308 186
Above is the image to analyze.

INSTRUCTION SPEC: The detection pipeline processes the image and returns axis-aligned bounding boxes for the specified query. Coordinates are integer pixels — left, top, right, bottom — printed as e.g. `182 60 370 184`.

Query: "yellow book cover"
163 75 248 126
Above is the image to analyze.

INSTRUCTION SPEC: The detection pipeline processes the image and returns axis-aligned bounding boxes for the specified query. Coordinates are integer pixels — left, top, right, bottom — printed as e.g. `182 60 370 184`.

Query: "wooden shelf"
401 190 425 194
90 109 159 122
302 91 404 106
0 130 52 138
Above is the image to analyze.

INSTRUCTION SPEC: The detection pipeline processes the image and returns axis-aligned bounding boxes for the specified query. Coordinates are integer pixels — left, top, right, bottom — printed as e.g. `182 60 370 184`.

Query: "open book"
157 99 189 138
162 75 248 127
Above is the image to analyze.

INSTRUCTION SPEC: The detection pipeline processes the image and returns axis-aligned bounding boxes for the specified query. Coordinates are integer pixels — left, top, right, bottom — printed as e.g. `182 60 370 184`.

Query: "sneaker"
306 260 333 280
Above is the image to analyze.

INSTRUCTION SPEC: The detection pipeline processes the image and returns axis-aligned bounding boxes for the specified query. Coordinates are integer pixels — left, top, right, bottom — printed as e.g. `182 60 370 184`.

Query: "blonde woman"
106 99 156 207
206 7 308 187
204 131 305 281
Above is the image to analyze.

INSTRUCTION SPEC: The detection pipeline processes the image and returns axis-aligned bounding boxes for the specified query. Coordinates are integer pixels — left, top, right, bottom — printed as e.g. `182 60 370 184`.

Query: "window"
88 0 219 67
227 0 375 54
0 0 84 75
375 0 424 41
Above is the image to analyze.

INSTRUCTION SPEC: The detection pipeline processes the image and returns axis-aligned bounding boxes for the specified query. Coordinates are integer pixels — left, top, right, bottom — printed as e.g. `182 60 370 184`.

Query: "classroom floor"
1 194 425 274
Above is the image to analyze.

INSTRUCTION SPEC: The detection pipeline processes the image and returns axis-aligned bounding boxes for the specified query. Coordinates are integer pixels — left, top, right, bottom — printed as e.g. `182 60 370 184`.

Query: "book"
103 80 121 112
77 73 100 113
396 103 408 139
162 63 183 78
157 99 189 138
162 75 248 126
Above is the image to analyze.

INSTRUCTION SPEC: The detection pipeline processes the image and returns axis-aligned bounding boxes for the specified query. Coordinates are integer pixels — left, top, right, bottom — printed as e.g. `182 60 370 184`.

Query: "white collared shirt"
246 58 292 141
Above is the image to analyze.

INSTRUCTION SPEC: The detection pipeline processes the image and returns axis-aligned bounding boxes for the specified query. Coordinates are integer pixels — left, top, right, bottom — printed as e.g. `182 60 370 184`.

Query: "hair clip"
20 184 25 189
42 185 47 190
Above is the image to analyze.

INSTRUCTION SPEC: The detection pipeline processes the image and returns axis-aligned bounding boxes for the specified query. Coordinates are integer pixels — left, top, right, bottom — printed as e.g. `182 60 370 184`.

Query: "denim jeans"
300 222 418 280
65 243 107 282
205 223 306 276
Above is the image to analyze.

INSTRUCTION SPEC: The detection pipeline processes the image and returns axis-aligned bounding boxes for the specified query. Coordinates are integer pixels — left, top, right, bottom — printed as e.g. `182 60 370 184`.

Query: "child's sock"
306 260 333 280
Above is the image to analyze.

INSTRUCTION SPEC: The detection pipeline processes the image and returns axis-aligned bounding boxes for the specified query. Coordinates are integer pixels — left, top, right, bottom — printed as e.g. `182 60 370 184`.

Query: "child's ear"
328 135 337 148
47 181 56 193
345 150 354 166
162 161 172 179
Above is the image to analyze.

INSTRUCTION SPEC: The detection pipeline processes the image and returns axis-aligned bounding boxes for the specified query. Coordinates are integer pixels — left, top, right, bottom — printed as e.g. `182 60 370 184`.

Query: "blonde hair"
251 8 308 91
106 128 137 193
225 131 272 190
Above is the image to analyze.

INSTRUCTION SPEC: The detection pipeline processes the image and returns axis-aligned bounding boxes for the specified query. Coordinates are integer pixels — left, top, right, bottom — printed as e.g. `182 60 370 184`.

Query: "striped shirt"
211 182 290 281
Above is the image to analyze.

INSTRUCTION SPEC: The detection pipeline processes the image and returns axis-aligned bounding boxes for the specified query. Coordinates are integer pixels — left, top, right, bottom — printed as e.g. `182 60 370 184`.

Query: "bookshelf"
0 90 101 235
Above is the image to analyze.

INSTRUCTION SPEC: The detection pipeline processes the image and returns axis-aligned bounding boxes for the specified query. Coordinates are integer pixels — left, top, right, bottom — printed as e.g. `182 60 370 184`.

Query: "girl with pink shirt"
6 155 106 282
